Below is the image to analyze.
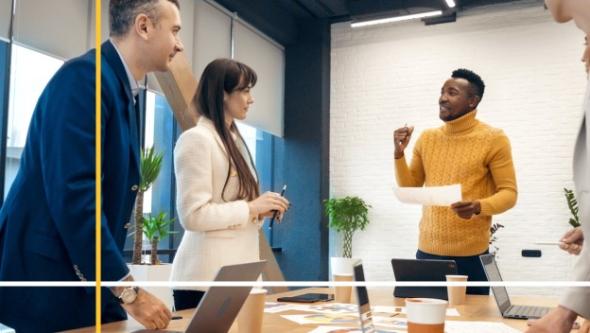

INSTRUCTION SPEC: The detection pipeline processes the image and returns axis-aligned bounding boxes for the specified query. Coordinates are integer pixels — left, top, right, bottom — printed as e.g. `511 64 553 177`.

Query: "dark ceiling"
274 0 526 21
215 0 533 46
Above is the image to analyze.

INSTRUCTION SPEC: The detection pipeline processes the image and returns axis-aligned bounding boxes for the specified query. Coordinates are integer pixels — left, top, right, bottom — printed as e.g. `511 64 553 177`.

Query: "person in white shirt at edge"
170 58 290 310
526 1 590 332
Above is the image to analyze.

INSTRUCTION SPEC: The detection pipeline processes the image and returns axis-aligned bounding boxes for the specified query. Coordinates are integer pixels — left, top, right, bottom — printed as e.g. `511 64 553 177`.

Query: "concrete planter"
330 257 359 277
128 263 173 309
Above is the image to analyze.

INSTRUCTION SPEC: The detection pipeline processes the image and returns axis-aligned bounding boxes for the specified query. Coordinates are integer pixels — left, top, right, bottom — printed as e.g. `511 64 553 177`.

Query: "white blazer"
170 117 260 289
561 78 590 318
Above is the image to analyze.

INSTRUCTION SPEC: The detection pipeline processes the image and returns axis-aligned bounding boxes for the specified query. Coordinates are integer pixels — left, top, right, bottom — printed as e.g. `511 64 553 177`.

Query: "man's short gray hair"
109 0 179 37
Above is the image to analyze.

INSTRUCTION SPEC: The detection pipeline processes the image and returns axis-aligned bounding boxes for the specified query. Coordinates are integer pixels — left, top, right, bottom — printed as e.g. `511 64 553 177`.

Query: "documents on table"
305 319 520 333
308 326 401 333
445 320 521 333
283 313 404 329
267 302 461 317
394 184 461 206
282 313 359 325
265 302 358 314
372 305 460 317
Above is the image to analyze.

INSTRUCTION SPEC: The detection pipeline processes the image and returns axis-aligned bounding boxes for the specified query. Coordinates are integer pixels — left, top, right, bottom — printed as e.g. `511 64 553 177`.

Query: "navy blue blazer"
0 40 140 332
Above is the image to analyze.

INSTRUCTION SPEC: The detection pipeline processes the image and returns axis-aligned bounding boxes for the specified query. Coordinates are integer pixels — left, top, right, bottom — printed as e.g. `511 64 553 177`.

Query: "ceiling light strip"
351 10 444 28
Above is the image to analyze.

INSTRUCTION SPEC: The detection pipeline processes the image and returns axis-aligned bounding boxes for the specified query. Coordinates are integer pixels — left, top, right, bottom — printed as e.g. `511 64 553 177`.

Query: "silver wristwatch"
117 286 139 304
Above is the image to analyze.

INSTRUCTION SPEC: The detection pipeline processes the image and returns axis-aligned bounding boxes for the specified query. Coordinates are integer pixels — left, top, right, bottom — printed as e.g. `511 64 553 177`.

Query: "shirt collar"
110 38 142 98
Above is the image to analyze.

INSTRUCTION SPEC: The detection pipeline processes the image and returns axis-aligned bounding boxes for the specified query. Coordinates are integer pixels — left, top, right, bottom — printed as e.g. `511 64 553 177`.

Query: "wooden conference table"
69 287 575 332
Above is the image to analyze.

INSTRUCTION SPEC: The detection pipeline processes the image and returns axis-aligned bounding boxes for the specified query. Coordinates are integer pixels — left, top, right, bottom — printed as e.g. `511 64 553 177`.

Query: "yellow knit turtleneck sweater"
395 111 517 256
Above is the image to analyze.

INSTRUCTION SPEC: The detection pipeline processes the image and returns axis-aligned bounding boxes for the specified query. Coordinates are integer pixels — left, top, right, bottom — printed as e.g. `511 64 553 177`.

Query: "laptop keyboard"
508 305 550 318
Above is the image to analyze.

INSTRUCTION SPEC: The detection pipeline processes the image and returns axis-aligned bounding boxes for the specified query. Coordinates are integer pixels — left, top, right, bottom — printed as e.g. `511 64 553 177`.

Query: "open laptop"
391 258 457 300
354 262 399 333
480 254 550 319
354 262 376 333
133 260 266 333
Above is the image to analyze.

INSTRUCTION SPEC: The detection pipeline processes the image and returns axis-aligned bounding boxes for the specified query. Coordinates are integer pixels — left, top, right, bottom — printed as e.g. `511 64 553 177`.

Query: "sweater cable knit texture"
395 111 517 256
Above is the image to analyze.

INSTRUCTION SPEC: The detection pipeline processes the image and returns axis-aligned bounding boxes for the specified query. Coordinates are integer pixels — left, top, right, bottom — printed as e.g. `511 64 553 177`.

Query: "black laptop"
391 258 458 300
480 254 550 319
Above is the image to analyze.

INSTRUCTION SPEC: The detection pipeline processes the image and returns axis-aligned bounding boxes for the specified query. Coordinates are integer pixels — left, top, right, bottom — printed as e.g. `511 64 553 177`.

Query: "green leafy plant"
132 147 164 264
142 212 177 265
564 188 581 228
324 196 371 258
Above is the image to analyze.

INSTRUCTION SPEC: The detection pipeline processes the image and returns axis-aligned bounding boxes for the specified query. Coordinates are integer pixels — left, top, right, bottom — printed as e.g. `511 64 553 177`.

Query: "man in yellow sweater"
393 68 517 295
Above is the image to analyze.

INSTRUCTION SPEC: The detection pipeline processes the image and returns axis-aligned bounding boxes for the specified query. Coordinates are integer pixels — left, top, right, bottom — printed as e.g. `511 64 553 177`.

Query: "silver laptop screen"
480 254 511 313
354 263 375 333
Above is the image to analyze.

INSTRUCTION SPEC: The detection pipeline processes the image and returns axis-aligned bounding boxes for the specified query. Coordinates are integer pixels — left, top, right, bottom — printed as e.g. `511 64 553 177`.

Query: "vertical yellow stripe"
95 0 102 332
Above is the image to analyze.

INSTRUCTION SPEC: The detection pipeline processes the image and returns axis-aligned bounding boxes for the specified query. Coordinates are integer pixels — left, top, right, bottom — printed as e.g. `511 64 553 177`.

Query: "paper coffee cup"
446 275 468 306
333 274 353 303
237 288 267 333
405 298 447 333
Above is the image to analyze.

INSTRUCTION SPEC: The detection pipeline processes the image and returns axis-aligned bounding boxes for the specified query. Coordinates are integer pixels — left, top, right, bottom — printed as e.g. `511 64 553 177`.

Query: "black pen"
269 184 287 230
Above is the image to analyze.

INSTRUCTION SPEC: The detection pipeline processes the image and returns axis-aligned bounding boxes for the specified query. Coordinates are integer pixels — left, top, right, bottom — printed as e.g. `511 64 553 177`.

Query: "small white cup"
405 298 447 333
446 274 468 306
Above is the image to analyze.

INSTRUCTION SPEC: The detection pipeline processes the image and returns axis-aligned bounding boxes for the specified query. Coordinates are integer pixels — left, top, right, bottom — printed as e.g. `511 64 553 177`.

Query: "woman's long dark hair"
194 58 260 201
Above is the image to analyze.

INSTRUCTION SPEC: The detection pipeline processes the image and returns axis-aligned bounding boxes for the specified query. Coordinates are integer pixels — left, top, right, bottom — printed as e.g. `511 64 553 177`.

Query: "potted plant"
143 212 176 265
324 196 371 275
128 148 172 307
132 147 164 264
564 188 581 228
129 210 175 308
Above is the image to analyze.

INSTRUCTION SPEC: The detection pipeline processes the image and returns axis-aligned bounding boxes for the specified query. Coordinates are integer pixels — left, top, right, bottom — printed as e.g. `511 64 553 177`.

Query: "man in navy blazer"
0 0 183 331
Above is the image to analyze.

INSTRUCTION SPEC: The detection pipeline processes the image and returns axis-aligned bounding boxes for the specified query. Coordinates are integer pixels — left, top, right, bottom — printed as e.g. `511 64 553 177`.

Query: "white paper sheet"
291 303 358 314
340 318 519 333
307 326 403 333
371 306 460 317
282 313 360 325
282 313 405 327
445 320 521 333
394 184 462 206
264 302 300 313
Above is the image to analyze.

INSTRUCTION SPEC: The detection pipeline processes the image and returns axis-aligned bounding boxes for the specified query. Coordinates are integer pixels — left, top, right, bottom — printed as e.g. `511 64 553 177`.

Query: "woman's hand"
248 191 289 221
559 227 584 255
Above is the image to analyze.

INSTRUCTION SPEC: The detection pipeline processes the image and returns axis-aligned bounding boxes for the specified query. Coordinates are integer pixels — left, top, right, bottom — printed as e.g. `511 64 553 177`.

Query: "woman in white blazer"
170 59 289 310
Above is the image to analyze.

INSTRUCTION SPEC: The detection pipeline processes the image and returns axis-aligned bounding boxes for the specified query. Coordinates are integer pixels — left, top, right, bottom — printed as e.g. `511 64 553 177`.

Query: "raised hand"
393 125 414 159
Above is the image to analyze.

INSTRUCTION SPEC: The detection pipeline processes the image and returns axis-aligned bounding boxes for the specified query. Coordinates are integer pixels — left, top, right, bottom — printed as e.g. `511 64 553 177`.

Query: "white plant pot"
128 263 173 309
330 257 359 277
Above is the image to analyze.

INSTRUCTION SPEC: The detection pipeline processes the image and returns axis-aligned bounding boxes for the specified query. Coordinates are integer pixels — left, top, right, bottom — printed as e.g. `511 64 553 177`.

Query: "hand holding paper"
394 184 462 206
451 201 481 219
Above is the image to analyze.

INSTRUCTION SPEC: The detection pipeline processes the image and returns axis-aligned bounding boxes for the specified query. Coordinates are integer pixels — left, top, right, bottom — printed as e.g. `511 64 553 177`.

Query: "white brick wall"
329 0 587 296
